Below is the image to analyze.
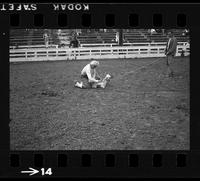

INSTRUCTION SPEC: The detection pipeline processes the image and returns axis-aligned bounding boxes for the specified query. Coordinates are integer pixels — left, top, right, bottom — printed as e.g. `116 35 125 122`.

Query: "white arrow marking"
21 167 39 176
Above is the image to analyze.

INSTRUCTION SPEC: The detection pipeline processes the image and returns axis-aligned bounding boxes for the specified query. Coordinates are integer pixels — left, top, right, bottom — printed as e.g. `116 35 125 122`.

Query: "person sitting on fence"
74 60 112 89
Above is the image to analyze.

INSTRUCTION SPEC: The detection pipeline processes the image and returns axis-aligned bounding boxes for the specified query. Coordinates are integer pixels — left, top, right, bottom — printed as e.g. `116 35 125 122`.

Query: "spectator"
186 29 189 36
69 36 80 48
58 29 61 36
182 29 188 36
76 29 81 36
69 36 80 60
115 32 119 44
43 32 49 48
150 29 156 35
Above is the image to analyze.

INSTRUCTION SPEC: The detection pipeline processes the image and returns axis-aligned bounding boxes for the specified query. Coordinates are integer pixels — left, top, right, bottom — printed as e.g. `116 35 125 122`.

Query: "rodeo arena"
10 29 190 150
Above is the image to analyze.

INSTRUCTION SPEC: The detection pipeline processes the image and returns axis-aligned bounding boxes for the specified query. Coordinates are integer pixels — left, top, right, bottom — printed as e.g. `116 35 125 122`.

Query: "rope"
111 56 189 93
114 57 165 80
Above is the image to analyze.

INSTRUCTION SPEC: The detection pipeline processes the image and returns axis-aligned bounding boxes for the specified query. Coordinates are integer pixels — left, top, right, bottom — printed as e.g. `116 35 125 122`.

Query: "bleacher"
123 29 148 43
98 30 117 43
10 29 60 48
141 29 189 43
10 29 189 49
77 32 103 44
61 29 117 44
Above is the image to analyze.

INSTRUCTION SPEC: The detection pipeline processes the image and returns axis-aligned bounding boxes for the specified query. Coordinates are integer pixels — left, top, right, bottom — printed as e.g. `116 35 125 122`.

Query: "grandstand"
10 29 60 49
124 29 148 43
10 29 189 50
141 29 189 43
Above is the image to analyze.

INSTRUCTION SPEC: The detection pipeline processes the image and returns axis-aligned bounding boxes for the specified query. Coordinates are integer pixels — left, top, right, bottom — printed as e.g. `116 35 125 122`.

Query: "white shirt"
81 64 98 83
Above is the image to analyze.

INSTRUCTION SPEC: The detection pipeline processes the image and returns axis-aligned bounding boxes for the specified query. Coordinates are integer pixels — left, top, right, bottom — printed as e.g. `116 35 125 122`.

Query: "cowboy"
74 61 112 89
74 60 101 88
165 31 177 77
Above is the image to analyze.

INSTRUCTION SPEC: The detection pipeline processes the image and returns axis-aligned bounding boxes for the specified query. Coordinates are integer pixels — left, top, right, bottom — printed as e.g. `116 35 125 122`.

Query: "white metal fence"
10 43 190 62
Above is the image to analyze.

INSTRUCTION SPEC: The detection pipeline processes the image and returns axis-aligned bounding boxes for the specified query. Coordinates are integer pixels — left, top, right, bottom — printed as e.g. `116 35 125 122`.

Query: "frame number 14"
41 168 52 176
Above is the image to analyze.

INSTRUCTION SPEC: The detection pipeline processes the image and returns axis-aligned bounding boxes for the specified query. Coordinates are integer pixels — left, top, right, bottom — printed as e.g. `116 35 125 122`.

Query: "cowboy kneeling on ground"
74 60 112 89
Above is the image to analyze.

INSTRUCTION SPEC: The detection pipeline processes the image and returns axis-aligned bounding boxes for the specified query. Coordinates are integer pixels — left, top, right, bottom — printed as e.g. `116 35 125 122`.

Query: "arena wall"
10 43 190 62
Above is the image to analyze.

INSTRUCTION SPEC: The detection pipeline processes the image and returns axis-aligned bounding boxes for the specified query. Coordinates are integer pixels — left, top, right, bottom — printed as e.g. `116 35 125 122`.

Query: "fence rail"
9 42 189 49
10 44 190 62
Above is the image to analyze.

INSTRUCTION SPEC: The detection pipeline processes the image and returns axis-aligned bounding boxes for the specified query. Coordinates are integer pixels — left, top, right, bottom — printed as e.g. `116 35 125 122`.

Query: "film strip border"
1 3 194 28
10 152 189 168
1 3 200 177
4 151 200 177
9 12 187 28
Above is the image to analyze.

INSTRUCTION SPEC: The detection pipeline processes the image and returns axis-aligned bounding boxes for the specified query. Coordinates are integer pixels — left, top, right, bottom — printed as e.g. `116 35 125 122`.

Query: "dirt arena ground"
9 57 190 150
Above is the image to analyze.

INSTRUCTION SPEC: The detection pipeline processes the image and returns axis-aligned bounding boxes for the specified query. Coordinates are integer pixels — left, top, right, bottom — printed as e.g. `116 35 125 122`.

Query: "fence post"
35 50 37 59
25 49 27 59
56 49 58 57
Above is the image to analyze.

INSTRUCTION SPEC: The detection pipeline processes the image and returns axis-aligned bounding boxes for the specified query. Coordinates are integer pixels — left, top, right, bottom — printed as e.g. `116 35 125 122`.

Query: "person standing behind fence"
165 31 177 77
69 36 80 48
69 36 80 60
43 32 49 48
